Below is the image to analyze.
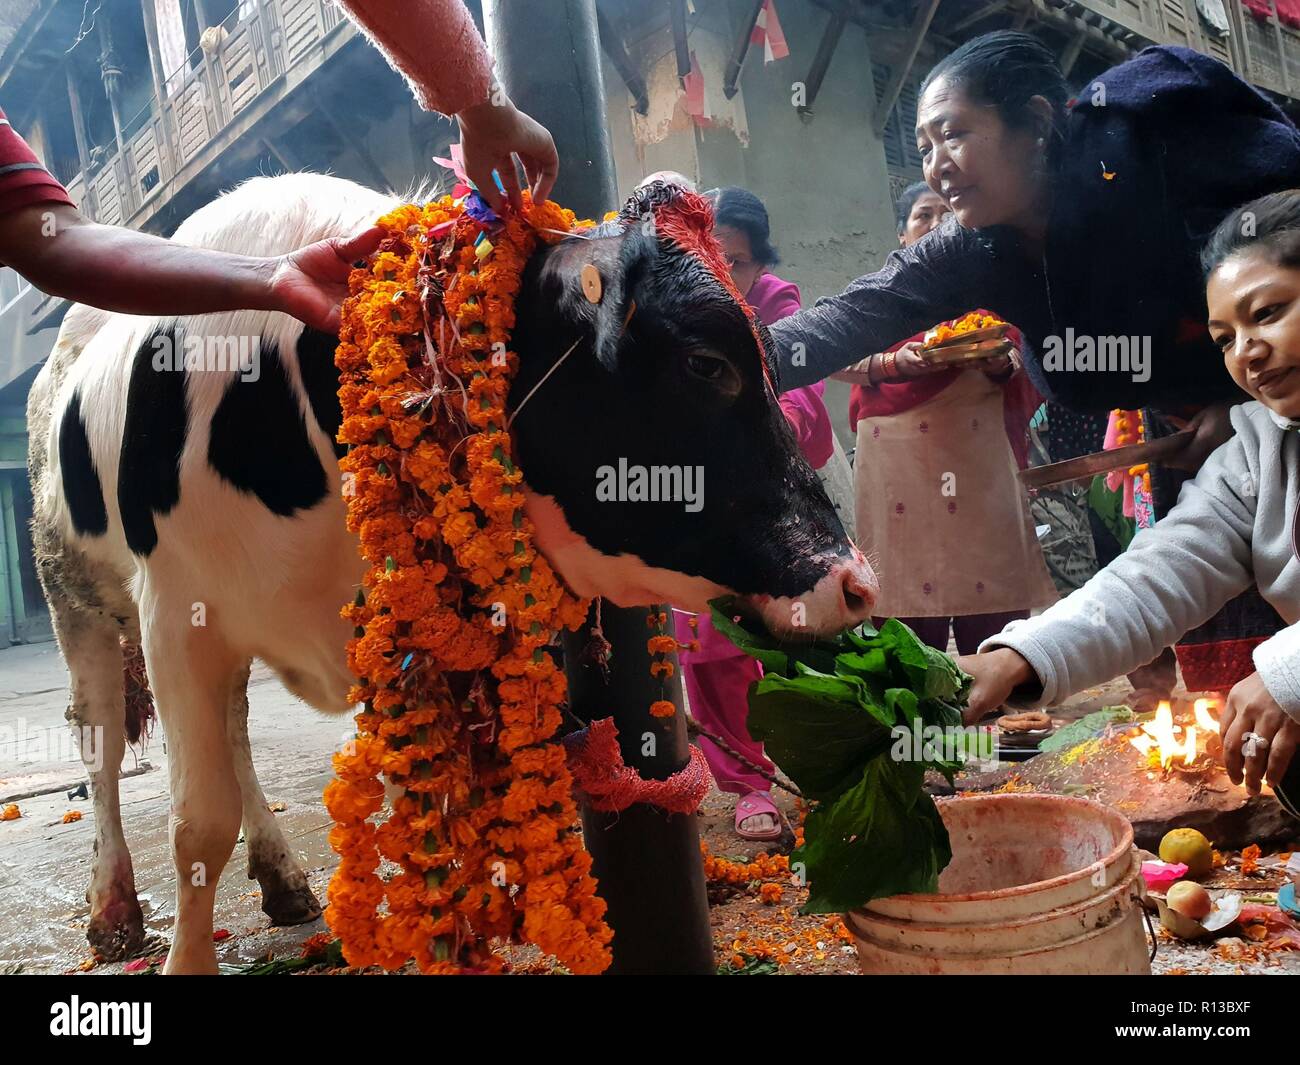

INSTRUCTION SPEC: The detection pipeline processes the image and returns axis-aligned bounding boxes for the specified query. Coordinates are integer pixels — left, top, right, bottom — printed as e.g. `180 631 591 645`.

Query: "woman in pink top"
673 187 833 841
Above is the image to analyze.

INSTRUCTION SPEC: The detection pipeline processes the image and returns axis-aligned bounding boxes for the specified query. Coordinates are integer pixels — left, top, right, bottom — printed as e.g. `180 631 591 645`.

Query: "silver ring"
1242 731 1270 755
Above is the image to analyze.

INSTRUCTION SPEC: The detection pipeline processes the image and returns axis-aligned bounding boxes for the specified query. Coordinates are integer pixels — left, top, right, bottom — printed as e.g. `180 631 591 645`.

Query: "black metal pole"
562 604 715 975
483 0 618 217
485 0 714 975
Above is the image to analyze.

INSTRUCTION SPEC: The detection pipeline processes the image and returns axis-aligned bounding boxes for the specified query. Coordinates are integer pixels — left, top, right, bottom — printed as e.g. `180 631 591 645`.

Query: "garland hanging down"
323 191 613 975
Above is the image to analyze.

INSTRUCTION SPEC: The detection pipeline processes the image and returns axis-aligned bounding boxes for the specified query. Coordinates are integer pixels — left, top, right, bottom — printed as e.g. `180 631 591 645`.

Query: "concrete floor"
0 640 342 973
4 639 1297 976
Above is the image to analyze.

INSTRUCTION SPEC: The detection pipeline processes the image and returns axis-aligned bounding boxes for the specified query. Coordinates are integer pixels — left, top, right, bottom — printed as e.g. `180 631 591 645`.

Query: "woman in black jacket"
774 31 1300 422
773 31 1300 693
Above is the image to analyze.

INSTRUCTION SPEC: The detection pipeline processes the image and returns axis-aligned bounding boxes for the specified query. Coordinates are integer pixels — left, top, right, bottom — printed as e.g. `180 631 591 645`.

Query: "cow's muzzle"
748 546 878 639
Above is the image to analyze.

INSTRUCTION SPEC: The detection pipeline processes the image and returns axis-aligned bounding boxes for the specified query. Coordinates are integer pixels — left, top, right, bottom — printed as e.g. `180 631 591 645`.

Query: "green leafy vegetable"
709 599 973 914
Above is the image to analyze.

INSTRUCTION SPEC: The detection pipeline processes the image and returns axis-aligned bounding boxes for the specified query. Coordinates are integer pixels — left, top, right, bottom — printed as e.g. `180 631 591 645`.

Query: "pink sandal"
734 791 783 842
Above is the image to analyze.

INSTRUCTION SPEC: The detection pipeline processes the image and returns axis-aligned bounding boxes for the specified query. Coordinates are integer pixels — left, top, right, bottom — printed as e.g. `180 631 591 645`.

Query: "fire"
1193 698 1222 736
1129 700 1220 770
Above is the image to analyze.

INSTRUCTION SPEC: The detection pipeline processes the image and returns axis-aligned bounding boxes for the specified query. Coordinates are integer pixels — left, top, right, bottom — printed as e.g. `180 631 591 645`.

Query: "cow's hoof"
260 882 322 926
248 839 322 925
86 896 146 962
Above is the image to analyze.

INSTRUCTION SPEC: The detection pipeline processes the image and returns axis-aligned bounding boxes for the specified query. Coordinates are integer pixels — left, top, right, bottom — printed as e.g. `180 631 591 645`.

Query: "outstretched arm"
768 223 1009 390
0 202 382 331
336 0 558 212
960 411 1263 719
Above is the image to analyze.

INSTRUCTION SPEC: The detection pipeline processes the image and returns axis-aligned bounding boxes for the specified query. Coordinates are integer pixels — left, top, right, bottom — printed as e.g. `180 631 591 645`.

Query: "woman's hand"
1165 401 1238 472
954 648 1037 725
889 341 950 380
977 351 1015 379
457 93 559 214
1219 672 1300 794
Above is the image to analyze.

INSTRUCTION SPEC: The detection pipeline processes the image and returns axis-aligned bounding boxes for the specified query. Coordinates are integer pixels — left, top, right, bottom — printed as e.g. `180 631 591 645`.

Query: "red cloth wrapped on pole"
564 717 714 815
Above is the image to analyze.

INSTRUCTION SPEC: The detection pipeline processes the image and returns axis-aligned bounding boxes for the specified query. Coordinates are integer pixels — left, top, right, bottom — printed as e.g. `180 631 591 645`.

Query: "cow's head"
510 182 877 638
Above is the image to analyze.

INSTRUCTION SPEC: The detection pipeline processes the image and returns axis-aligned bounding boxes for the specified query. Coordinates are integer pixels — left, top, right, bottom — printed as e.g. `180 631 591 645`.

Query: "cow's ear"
588 225 655 373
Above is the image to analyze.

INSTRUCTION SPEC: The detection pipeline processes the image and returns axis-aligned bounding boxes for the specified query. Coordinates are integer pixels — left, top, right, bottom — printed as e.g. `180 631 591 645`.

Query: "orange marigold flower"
326 191 611 975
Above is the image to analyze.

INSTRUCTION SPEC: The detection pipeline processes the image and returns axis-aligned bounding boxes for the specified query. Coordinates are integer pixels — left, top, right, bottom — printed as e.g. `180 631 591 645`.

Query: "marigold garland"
646 607 694 716
324 191 613 974
1113 408 1152 493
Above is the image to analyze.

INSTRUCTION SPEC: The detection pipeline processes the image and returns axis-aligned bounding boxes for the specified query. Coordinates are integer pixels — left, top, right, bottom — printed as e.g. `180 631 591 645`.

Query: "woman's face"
916 77 1048 232
900 191 950 247
715 223 763 298
1207 249 1300 419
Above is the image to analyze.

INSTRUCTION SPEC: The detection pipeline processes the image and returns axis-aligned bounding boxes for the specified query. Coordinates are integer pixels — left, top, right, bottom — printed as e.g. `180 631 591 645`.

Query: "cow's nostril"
840 566 877 619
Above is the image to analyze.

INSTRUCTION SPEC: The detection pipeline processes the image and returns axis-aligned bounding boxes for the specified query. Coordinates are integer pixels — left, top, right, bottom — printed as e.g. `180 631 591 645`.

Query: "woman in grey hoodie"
962 191 1300 805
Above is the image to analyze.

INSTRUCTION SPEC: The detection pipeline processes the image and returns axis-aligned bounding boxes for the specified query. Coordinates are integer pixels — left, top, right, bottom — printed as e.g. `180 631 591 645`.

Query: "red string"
564 717 713 815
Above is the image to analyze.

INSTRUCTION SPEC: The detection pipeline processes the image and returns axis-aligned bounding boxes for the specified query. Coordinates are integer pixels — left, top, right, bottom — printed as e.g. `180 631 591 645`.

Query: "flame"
1128 700 1217 770
1193 698 1221 735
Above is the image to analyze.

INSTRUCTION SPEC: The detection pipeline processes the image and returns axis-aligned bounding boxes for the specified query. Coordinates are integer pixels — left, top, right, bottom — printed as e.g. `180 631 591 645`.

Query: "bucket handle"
1136 888 1159 963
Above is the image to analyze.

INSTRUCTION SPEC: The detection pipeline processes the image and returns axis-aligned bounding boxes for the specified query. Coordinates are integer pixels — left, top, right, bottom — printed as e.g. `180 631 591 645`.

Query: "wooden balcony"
69 0 352 230
1069 0 1300 98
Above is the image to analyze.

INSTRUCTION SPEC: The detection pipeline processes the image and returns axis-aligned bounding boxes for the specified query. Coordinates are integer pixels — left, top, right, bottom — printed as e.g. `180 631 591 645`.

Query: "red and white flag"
750 0 790 63
683 50 710 125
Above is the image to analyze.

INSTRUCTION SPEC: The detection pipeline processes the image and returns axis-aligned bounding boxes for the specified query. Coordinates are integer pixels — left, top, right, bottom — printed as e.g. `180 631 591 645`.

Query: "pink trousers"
680 649 773 796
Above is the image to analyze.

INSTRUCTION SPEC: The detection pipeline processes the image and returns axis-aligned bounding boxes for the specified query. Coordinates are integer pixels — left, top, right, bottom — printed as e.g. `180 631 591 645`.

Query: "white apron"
853 370 1057 618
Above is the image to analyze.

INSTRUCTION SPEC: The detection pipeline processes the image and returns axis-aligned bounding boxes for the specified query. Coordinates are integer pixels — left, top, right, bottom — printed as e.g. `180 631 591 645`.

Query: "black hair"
711 186 779 266
921 30 1068 148
895 181 940 234
1201 190 1300 279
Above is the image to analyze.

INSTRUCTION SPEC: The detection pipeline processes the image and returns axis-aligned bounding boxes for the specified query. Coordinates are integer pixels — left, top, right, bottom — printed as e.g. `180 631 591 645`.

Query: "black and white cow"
28 173 875 974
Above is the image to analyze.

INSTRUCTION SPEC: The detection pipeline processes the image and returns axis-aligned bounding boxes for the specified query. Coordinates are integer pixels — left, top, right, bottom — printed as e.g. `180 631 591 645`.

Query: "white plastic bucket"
846 793 1151 974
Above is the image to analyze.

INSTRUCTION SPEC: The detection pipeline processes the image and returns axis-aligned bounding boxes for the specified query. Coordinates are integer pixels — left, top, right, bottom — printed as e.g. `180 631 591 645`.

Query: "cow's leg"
51 603 145 960
140 595 242 975
226 660 322 925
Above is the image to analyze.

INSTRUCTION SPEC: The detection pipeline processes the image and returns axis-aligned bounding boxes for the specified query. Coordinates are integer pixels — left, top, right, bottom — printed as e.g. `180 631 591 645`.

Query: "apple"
1167 880 1213 921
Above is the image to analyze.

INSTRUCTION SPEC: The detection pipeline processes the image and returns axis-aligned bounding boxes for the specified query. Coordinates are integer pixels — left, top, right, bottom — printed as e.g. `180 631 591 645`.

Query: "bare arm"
0 203 382 331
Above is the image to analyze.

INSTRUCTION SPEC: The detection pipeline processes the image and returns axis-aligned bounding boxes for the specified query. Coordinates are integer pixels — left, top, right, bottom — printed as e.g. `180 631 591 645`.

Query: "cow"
28 173 876 974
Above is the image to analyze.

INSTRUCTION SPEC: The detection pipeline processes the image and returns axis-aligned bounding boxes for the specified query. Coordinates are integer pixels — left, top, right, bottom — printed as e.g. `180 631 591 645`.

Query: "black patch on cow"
207 340 327 515
119 329 188 556
296 328 345 458
509 222 846 600
58 390 108 537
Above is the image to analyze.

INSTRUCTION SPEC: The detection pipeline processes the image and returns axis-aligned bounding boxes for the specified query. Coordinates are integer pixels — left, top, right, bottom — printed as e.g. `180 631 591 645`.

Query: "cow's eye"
686 353 727 381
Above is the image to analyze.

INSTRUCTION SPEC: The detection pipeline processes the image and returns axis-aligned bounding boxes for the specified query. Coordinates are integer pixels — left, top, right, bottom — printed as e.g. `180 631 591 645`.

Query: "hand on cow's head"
509 186 877 637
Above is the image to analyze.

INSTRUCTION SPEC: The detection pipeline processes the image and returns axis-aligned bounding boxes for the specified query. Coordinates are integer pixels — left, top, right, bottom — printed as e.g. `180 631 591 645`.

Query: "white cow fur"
34 175 402 973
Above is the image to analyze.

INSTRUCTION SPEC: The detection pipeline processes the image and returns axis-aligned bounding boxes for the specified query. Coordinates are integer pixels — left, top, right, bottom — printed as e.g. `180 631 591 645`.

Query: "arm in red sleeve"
0 108 74 217
336 0 493 116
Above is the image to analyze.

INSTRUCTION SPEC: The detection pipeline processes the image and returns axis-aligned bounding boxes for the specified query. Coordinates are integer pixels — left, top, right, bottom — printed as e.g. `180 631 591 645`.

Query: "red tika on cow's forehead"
642 190 776 393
